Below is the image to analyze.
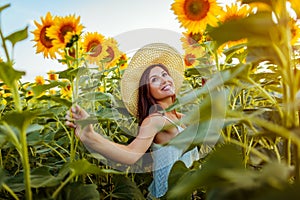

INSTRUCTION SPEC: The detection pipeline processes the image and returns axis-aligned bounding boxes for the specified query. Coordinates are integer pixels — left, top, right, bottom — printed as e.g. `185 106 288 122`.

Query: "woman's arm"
65 105 164 165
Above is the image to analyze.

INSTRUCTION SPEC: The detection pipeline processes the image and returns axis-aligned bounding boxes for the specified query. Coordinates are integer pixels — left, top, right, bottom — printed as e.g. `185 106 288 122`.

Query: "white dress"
148 115 199 198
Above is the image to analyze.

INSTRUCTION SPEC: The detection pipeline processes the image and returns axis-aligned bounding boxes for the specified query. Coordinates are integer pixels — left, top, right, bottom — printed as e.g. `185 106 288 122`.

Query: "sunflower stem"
0 28 10 64
20 126 32 200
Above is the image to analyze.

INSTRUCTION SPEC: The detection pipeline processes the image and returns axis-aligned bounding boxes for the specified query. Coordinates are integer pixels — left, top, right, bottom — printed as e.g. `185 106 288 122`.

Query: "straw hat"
120 43 184 117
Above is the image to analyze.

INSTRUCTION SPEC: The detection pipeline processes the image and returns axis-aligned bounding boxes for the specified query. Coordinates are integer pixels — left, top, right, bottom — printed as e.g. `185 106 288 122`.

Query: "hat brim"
121 43 184 117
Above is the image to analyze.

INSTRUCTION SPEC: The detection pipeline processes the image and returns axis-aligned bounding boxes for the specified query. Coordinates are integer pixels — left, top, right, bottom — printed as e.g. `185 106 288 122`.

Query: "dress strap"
162 115 184 132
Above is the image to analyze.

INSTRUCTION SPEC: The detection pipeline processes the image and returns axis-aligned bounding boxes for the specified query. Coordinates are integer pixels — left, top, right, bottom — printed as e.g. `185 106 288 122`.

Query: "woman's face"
148 66 175 100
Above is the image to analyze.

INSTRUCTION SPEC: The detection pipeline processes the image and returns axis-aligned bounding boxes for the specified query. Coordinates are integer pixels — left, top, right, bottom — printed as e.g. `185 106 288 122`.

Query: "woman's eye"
162 72 168 77
151 77 157 82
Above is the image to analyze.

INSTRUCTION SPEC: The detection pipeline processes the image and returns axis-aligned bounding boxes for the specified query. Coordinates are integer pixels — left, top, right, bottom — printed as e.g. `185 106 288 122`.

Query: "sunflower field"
1 0 300 199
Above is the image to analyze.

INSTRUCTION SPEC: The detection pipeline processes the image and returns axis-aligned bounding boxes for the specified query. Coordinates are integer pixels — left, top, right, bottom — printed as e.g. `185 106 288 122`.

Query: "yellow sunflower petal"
35 76 45 85
47 14 84 50
102 37 122 69
82 32 108 64
219 2 251 23
171 0 223 33
31 12 58 59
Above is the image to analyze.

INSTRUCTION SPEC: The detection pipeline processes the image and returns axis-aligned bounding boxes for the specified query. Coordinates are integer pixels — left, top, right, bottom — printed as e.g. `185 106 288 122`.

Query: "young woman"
65 43 199 199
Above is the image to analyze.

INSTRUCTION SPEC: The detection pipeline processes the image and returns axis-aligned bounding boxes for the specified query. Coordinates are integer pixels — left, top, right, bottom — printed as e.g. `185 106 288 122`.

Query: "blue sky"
1 0 231 82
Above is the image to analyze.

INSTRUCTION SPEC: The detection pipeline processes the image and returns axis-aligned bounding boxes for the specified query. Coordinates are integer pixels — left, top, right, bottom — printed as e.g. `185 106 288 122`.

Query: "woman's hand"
65 104 94 141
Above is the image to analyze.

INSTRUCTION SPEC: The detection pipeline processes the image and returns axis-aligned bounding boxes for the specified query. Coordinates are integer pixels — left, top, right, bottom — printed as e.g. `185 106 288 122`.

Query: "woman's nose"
159 76 167 85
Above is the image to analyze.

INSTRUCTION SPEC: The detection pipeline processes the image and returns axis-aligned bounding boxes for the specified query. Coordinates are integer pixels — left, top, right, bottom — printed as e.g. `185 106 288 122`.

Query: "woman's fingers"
65 121 76 128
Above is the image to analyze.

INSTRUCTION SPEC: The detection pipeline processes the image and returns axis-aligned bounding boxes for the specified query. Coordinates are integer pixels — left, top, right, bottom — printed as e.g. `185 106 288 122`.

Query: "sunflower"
32 12 57 59
289 0 300 19
171 0 223 33
217 38 248 56
183 47 204 68
247 2 272 13
117 53 128 70
47 14 84 50
102 37 122 69
289 18 300 45
35 76 45 85
219 2 251 23
60 80 72 99
0 98 7 105
26 90 34 97
82 32 108 64
47 70 58 81
181 31 206 53
217 3 250 55
48 89 57 95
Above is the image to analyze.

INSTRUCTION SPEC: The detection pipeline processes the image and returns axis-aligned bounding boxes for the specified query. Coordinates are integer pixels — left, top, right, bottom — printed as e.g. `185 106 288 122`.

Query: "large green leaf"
36 95 72 107
31 81 68 97
166 161 191 200
5 172 24 192
5 26 28 47
209 12 276 47
1 110 38 132
167 144 244 199
30 167 63 188
0 62 25 87
57 182 100 200
110 175 144 200
168 63 250 111
69 159 121 176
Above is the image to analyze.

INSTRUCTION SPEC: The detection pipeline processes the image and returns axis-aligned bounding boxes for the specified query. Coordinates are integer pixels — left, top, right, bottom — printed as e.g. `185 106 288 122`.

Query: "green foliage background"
1 0 300 199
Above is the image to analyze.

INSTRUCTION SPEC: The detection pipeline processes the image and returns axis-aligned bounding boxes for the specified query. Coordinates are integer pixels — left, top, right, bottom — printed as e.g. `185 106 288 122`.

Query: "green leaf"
6 172 25 192
69 159 121 176
58 182 100 200
0 62 25 87
0 3 10 13
5 26 28 47
37 95 72 107
110 175 144 200
57 66 86 82
2 110 39 131
167 144 244 199
169 63 250 111
0 168 7 187
31 81 68 97
166 161 191 200
79 91 113 102
209 12 276 47
30 167 62 188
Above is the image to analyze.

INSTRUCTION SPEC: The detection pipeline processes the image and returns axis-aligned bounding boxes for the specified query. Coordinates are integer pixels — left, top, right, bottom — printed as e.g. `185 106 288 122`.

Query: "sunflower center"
40 26 53 48
184 0 210 20
59 24 74 42
188 32 203 45
88 41 102 57
106 47 115 62
184 53 196 66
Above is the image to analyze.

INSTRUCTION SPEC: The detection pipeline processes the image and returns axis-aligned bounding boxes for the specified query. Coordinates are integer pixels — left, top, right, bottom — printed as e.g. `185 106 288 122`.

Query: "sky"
1 0 233 82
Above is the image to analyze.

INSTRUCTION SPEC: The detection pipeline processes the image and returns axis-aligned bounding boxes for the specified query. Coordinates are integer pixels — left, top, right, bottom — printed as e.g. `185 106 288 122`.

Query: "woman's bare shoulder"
140 113 165 128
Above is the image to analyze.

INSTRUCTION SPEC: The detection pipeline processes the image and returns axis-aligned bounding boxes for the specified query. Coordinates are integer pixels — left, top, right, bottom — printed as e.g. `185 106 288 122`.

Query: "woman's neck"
156 96 174 110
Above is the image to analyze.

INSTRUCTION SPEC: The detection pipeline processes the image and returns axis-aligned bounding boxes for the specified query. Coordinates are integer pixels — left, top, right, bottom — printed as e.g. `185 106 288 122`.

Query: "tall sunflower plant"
166 0 300 199
0 3 41 200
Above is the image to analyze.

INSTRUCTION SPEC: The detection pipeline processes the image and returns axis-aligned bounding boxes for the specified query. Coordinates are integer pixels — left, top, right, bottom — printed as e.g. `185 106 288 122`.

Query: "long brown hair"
137 64 175 125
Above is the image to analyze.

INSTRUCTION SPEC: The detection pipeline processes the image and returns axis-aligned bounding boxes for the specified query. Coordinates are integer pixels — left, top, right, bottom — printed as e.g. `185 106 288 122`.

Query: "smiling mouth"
161 84 171 91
